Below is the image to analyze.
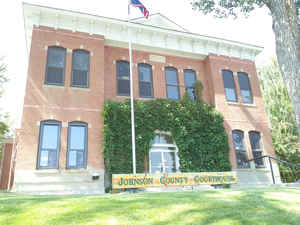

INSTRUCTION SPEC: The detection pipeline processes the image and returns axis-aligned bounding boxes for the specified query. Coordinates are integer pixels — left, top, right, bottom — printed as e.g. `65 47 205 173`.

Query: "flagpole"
128 1 137 175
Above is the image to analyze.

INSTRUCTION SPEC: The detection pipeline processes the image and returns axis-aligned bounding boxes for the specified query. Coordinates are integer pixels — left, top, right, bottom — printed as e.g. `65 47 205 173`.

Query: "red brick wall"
205 54 275 168
17 26 105 170
0 142 13 190
17 25 275 172
104 46 211 103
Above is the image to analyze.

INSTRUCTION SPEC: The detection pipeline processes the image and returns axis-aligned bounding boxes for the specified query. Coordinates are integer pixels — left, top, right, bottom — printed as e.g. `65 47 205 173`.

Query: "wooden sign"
112 172 238 189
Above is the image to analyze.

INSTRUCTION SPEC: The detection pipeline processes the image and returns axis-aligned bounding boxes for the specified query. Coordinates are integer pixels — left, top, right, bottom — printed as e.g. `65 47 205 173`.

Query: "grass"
0 187 300 225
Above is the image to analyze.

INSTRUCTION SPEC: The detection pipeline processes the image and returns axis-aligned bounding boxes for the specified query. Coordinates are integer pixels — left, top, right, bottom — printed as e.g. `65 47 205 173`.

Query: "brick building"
11 3 280 193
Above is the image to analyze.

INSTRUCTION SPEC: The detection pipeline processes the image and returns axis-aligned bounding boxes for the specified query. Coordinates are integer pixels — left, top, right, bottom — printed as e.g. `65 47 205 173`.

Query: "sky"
0 0 275 130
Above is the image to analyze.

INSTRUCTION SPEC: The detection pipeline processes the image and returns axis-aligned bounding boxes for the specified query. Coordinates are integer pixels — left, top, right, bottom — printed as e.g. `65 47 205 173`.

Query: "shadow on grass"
0 194 84 225
1 188 300 225
155 188 300 225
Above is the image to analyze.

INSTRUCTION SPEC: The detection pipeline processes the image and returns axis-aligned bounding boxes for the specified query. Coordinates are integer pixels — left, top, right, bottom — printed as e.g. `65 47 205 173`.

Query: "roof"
23 3 263 61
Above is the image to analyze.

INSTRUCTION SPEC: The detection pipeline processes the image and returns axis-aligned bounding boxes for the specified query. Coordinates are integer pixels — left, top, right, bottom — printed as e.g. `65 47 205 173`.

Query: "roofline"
23 2 263 50
131 13 190 32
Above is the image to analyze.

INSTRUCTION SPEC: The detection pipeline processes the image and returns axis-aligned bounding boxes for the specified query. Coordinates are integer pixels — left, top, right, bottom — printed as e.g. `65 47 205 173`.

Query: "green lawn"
1 187 300 225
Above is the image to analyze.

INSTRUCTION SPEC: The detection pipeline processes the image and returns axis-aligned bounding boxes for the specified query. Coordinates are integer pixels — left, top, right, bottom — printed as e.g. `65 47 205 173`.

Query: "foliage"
258 59 300 182
0 58 8 98
191 0 265 18
102 87 231 177
0 58 9 160
1 188 300 225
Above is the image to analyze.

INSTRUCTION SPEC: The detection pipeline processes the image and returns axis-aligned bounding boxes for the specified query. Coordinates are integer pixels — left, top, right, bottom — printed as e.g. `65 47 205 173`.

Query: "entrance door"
149 132 179 174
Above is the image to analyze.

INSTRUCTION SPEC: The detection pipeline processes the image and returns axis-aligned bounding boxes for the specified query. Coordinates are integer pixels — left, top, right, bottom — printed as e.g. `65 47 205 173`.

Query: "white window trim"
149 132 180 174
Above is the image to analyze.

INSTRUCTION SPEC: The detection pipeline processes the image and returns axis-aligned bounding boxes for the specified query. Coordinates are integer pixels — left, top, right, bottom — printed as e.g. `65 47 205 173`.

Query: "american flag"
130 0 149 19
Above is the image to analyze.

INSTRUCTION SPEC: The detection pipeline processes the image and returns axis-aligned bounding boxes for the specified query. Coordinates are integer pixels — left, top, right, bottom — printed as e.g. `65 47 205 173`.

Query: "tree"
0 58 9 160
258 59 300 181
191 0 300 135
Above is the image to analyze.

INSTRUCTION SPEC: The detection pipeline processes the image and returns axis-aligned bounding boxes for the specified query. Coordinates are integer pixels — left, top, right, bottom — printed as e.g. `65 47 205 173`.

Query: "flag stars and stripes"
130 0 149 19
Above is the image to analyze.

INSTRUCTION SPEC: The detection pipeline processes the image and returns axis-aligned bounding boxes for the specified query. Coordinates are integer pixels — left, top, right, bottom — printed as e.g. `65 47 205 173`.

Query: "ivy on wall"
102 91 231 176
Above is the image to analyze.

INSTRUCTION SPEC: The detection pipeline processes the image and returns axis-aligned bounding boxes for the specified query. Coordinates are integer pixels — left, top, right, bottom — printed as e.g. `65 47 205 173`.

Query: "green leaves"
258 59 300 182
191 0 265 18
102 95 231 178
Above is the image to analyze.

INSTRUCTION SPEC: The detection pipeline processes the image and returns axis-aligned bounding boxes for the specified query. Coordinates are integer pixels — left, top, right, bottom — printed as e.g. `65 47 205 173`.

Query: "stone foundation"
13 169 105 194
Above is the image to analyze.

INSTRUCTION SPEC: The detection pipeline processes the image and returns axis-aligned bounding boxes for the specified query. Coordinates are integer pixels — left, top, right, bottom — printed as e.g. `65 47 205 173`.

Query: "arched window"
67 122 88 169
184 69 196 100
165 67 180 99
232 130 250 168
37 120 61 169
116 60 130 96
138 63 153 98
222 70 237 102
249 131 264 168
71 49 90 88
149 132 179 173
238 72 253 104
45 46 66 86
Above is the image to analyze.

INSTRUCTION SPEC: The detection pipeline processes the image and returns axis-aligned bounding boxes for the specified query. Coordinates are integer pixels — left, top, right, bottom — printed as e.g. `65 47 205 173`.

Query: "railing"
247 155 300 184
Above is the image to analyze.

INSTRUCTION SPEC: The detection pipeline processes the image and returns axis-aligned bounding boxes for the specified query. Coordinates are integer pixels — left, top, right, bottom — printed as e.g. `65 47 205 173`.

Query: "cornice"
23 3 263 61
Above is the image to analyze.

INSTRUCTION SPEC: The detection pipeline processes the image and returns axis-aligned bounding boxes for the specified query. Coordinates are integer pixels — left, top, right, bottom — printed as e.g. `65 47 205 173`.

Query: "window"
249 131 264 168
45 46 66 85
149 132 179 173
138 64 153 98
67 122 88 169
238 72 253 104
71 50 90 88
165 67 180 99
184 69 196 100
37 121 61 169
116 61 130 96
222 70 237 102
232 130 250 168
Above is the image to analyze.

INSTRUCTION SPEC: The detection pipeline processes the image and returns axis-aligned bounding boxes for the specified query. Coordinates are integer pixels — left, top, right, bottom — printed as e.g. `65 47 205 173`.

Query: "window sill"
63 168 88 173
241 103 256 107
43 84 65 89
227 101 239 106
69 87 91 91
227 102 256 108
137 97 155 100
233 168 268 172
35 169 88 174
116 95 130 99
35 169 59 174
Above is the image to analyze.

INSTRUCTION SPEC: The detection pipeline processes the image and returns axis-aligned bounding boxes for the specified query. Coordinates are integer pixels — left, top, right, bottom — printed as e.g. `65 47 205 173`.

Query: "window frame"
184 69 196 100
71 49 90 88
165 67 180 100
116 60 130 96
138 63 154 98
149 132 180 174
221 70 238 102
249 131 265 168
237 72 253 104
45 46 66 86
232 130 250 169
66 121 88 169
37 120 61 169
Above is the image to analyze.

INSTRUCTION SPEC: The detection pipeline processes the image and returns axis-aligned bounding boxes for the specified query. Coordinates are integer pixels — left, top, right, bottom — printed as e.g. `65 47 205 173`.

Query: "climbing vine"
102 86 231 177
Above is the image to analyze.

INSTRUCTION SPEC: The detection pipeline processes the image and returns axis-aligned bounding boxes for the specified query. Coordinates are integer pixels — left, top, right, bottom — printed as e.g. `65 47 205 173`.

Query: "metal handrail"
247 155 300 184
